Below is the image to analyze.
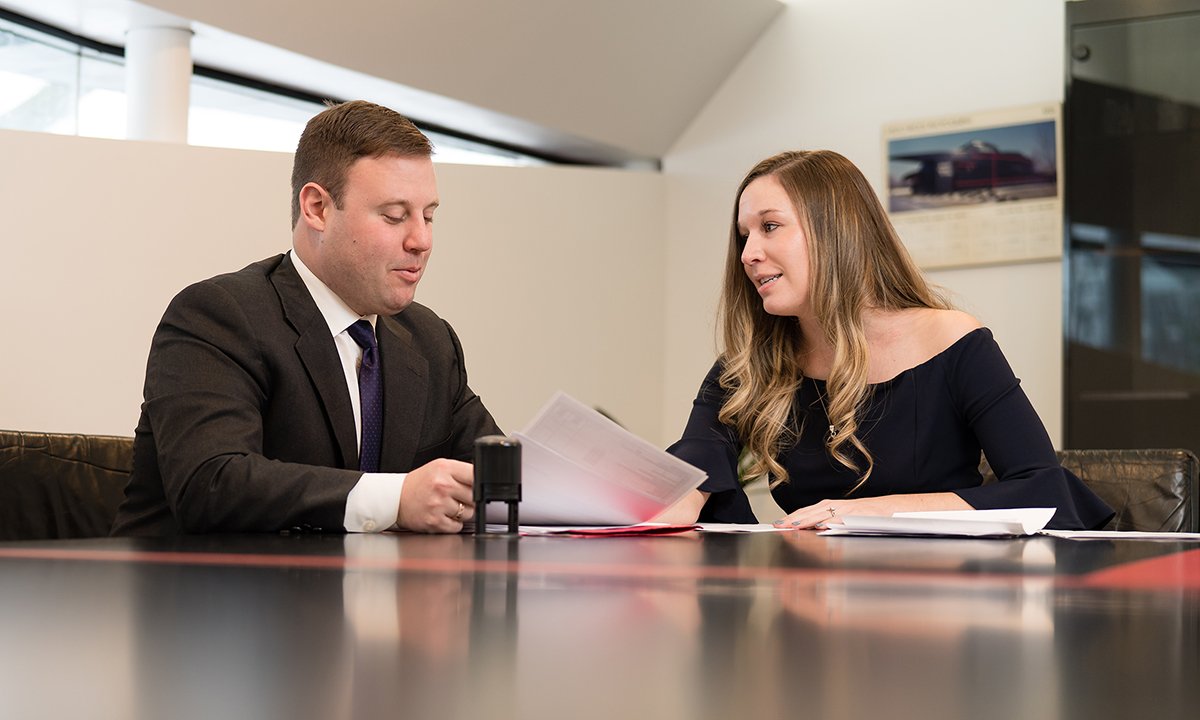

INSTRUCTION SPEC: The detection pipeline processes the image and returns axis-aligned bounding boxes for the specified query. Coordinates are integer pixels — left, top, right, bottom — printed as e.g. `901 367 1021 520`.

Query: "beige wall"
0 130 665 442
660 0 1068 447
1 131 293 436
426 163 665 441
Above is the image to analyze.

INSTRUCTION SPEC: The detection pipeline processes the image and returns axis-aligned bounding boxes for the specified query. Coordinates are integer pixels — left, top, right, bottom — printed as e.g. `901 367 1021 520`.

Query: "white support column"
125 24 193 142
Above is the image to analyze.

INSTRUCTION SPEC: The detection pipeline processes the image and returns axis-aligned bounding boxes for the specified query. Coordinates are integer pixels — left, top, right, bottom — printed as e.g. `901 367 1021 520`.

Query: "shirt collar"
290 249 377 336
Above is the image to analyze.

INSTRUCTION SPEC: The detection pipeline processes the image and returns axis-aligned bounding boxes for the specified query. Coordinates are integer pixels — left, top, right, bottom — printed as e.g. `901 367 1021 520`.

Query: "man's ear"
298 182 331 231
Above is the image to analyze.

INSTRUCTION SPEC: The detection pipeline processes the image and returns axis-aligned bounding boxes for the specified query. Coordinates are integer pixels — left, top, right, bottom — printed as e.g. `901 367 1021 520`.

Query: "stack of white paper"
819 508 1057 538
484 392 708 526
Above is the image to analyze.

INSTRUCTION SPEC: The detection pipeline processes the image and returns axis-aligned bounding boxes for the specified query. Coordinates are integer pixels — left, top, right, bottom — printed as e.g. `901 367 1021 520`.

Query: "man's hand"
396 458 475 532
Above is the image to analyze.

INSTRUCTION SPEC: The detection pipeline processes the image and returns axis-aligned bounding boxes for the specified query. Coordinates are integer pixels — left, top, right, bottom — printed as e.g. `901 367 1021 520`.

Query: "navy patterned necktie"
347 320 382 473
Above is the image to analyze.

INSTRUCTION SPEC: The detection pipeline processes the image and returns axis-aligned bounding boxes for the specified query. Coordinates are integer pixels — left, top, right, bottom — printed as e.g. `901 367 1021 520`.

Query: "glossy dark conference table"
1 530 1197 720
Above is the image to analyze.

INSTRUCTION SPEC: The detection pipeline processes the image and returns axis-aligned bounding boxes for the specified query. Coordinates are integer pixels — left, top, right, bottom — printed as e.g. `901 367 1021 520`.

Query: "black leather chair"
981 449 1199 532
0 430 133 540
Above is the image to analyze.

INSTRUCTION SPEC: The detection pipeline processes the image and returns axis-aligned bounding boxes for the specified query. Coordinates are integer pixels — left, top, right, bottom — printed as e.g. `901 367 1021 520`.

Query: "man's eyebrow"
380 200 440 211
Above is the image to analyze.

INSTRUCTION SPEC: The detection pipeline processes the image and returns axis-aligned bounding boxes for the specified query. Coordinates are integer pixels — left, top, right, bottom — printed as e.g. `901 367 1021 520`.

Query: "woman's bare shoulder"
925 308 983 346
866 308 983 382
883 307 981 344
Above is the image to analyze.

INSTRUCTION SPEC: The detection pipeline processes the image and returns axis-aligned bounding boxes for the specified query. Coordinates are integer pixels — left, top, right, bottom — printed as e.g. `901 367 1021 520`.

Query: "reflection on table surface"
0 531 1197 720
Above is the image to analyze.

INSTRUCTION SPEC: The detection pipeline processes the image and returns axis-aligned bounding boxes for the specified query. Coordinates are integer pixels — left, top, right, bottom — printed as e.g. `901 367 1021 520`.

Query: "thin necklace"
810 377 837 440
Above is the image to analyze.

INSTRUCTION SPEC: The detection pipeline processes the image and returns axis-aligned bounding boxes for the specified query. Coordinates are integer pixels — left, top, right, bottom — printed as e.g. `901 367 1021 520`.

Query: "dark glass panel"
1065 1 1200 454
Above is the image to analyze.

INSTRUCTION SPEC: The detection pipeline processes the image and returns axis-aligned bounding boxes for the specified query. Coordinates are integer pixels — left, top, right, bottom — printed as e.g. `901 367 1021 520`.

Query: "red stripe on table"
1079 548 1200 590
6 545 1197 591
0 545 1039 588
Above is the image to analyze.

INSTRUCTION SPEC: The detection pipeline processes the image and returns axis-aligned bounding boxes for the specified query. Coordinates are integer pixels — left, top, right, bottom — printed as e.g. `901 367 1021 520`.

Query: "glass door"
1065 0 1200 452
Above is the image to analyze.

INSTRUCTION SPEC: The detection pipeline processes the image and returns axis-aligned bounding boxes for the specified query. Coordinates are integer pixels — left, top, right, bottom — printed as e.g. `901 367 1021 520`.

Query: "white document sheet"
695 523 794 533
819 508 1057 538
1040 530 1200 541
484 392 707 526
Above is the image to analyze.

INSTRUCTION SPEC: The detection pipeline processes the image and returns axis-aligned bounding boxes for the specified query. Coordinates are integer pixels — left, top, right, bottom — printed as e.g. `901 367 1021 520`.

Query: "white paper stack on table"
818 508 1056 538
484 392 707 526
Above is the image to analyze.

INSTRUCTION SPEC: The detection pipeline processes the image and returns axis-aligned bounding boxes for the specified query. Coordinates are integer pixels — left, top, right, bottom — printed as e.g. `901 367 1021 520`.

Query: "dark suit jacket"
111 254 501 535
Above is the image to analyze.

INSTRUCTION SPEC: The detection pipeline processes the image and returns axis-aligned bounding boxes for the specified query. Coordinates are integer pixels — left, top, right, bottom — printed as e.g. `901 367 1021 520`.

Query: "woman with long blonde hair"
664 151 1111 530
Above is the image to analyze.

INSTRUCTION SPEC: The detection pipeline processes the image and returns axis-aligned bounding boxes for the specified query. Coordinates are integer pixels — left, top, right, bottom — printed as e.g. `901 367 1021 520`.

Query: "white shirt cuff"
344 472 405 532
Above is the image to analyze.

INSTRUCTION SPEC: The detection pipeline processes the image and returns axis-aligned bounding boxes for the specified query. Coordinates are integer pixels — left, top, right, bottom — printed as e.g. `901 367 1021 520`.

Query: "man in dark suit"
112 101 501 536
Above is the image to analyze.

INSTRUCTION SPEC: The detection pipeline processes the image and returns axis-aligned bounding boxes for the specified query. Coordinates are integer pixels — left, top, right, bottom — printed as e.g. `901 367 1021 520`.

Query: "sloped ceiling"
3 0 783 164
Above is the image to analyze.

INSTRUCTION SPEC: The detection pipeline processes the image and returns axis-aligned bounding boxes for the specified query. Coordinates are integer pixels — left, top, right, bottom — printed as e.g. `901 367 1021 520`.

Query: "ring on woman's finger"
454 502 465 521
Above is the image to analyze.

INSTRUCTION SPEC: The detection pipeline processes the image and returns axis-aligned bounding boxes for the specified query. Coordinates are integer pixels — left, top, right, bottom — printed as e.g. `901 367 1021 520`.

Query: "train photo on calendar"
887 119 1058 213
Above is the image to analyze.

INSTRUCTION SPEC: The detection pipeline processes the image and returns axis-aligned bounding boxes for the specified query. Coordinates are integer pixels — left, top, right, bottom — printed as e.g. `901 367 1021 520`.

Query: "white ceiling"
1 0 784 165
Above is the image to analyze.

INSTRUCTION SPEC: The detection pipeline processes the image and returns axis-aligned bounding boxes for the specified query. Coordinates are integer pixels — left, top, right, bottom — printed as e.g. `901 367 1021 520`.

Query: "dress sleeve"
947 331 1114 530
666 362 757 523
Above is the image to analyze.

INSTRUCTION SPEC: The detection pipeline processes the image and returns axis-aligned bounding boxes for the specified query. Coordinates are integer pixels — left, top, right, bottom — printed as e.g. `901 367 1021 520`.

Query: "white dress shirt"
291 250 404 532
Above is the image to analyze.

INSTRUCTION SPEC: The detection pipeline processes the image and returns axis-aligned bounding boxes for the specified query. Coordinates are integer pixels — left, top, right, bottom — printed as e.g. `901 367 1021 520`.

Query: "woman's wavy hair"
717 150 950 492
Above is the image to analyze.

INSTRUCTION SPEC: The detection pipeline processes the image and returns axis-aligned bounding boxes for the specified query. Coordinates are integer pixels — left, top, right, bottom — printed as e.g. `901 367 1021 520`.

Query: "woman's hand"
772 492 972 529
651 490 710 525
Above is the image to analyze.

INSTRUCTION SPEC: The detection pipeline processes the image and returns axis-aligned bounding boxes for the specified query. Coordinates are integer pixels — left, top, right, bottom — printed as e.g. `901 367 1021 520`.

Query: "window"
0 16 128 139
187 75 319 153
0 12 546 166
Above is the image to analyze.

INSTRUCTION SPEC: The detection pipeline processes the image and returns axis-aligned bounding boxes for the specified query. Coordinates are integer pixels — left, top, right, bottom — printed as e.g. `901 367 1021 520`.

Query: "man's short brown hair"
290 100 433 227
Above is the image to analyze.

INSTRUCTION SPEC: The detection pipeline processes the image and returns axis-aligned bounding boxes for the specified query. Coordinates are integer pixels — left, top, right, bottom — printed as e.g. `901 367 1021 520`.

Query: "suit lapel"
376 314 428 470
270 254 359 469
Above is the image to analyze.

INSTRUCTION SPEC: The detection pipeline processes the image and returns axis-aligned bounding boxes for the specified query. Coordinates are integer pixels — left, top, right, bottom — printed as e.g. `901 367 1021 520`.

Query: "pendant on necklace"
811 377 837 441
